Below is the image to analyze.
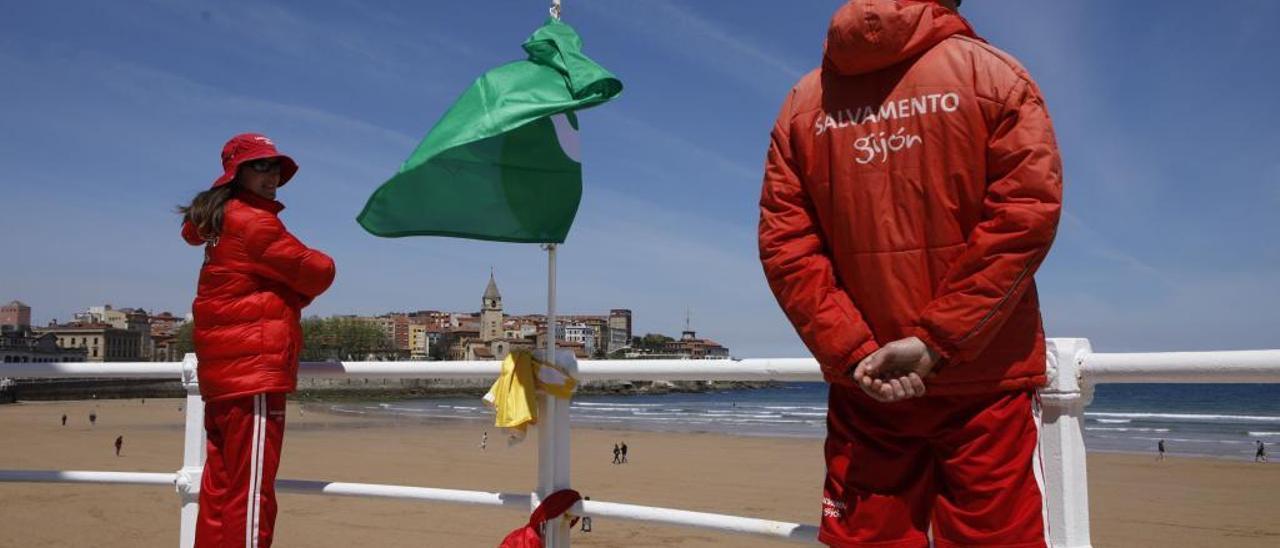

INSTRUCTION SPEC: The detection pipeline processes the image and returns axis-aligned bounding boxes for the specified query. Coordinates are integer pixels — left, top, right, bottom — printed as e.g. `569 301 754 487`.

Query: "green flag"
357 19 623 243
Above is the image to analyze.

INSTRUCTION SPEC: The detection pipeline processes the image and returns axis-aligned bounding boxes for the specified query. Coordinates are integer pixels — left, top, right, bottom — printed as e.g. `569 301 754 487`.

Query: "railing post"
1039 338 1094 548
175 353 206 548
537 243 572 547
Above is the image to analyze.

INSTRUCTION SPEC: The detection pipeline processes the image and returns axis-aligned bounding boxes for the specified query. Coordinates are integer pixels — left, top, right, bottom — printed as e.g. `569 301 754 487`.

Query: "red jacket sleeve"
181 220 206 246
759 92 879 387
242 214 336 303
911 78 1062 364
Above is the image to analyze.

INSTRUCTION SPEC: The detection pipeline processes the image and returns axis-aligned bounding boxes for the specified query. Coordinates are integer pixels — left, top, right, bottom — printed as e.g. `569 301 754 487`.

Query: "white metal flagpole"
542 3 570 544
538 243 571 547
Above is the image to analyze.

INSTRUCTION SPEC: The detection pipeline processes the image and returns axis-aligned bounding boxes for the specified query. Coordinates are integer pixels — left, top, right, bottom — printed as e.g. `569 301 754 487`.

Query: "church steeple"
682 307 696 340
483 269 502 306
481 270 503 342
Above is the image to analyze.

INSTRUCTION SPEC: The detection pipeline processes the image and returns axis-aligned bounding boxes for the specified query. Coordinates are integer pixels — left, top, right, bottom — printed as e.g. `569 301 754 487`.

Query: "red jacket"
759 0 1062 395
183 192 335 401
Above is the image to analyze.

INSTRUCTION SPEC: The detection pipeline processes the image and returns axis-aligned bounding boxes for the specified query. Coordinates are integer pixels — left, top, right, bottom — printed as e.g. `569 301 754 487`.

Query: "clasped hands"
850 337 940 403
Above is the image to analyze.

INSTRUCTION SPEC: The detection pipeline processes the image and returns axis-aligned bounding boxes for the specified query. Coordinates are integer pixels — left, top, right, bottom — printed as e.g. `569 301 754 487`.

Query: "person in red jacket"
180 133 335 547
758 1 1062 546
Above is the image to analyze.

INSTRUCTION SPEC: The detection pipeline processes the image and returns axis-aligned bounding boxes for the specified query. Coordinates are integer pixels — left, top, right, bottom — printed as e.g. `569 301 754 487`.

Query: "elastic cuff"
844 338 881 369
825 339 880 388
908 326 953 364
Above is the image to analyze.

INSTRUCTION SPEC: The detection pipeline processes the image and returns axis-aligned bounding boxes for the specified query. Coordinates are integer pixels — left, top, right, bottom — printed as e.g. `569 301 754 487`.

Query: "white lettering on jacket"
814 92 961 136
853 128 923 164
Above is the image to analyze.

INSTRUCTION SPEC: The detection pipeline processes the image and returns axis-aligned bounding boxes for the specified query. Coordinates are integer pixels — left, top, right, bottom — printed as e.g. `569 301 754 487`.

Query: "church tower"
480 271 504 342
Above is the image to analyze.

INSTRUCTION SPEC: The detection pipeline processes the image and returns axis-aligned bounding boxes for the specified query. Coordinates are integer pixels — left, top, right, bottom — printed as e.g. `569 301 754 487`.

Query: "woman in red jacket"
179 133 335 547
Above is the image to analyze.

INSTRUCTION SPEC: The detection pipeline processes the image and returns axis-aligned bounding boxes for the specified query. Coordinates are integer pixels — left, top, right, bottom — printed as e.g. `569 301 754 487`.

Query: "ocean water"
327 383 1280 460
1083 384 1279 460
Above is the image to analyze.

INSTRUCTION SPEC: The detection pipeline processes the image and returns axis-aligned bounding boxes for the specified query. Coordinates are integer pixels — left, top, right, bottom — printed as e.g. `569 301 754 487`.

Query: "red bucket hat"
499 489 581 548
212 133 299 188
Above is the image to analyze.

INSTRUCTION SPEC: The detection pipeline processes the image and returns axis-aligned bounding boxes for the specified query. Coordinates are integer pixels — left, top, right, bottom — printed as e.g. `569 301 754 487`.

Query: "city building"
148 312 185 338
608 309 632 353
480 273 503 342
446 328 482 360
407 310 453 330
76 304 146 331
37 322 143 362
1 325 86 363
489 337 536 361
1 301 32 328
533 332 590 359
658 329 730 360
68 305 153 360
409 324 430 360
151 333 183 362
371 314 411 352
147 311 188 362
504 317 539 340
393 314 410 351
562 322 597 356
424 326 450 360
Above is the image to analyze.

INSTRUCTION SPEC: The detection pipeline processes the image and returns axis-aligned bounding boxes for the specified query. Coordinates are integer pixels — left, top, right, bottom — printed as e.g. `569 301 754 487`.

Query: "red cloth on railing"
499 489 581 548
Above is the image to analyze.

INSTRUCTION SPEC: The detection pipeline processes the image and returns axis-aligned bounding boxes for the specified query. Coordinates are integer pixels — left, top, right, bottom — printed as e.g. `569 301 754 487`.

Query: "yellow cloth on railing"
482 350 577 442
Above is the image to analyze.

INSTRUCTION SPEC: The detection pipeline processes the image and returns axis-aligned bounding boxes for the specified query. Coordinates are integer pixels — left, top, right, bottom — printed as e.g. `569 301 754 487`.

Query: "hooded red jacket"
183 192 335 401
759 0 1062 395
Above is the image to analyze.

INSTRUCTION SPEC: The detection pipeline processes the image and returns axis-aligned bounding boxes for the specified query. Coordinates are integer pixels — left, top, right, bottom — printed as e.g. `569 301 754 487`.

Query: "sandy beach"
1 398 1276 547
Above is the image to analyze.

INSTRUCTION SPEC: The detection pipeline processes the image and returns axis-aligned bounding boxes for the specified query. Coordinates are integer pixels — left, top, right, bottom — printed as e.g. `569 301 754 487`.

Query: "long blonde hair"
177 184 235 240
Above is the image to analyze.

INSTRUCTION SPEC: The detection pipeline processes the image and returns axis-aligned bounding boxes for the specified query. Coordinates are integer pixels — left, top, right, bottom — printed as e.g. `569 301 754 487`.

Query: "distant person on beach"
114 435 123 457
1158 439 1166 461
620 441 628 463
612 443 621 464
758 1 1063 545
180 133 335 547
61 414 67 426
481 431 488 451
89 411 96 426
1256 440 1267 463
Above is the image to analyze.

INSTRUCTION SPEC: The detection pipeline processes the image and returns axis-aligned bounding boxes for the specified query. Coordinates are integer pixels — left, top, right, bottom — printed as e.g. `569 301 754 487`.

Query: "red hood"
823 0 977 76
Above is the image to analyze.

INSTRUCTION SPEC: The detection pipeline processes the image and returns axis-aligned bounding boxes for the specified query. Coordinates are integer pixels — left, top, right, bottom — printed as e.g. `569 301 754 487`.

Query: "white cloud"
580 0 807 95
592 108 760 182
1057 211 1178 289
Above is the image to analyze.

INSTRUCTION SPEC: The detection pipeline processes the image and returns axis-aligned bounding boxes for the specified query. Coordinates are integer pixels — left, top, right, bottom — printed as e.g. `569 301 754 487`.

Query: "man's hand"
851 337 940 403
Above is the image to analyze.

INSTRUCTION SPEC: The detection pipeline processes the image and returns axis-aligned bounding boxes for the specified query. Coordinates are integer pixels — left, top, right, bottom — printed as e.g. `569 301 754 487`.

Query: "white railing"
2 338 1279 548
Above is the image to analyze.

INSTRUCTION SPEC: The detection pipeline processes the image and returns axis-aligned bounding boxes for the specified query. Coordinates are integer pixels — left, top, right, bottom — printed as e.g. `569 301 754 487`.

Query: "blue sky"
2 0 1277 356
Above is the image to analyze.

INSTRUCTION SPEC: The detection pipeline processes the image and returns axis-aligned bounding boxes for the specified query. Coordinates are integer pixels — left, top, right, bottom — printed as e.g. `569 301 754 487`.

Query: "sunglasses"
245 159 282 173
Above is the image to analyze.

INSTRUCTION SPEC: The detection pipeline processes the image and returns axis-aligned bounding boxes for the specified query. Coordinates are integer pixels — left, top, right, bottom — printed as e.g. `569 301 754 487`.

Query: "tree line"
174 317 395 361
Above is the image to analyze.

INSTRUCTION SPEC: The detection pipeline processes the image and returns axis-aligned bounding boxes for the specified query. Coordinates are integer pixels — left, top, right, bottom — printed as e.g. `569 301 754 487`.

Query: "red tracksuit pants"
197 393 287 548
820 387 1046 547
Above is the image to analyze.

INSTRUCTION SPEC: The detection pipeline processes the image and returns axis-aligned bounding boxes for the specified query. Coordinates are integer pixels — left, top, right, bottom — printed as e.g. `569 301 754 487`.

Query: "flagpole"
541 3 571 546
539 242 571 547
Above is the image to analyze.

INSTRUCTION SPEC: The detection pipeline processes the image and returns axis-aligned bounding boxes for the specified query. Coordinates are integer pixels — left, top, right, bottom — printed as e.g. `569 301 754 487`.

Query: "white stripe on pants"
246 393 266 548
